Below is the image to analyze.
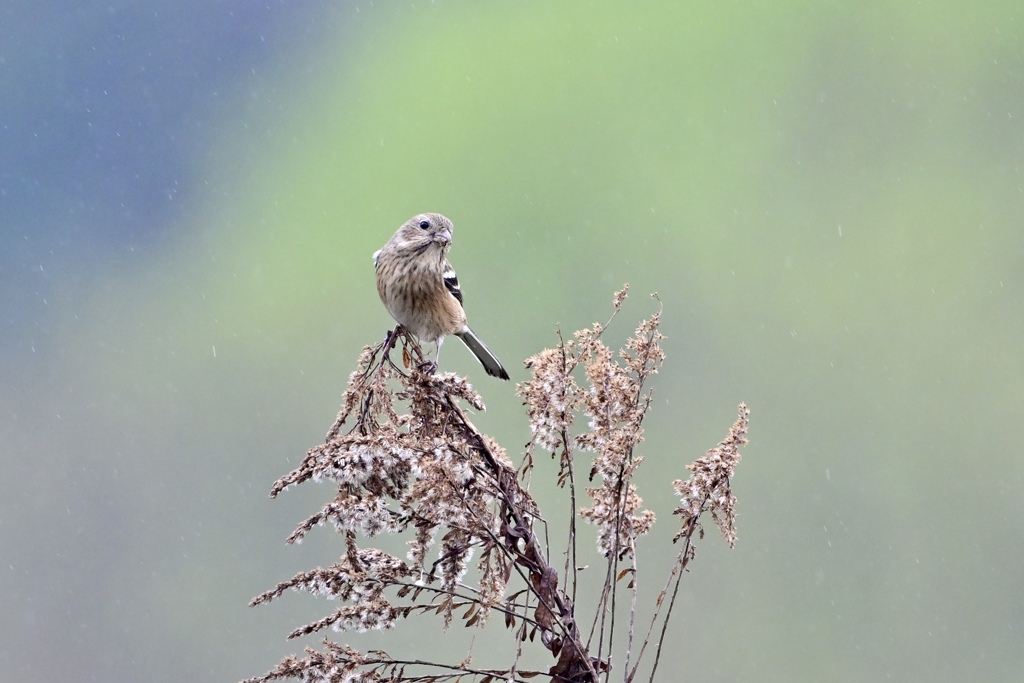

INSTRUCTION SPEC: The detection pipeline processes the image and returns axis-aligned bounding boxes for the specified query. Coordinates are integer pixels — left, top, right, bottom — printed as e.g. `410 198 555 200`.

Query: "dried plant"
245 286 749 683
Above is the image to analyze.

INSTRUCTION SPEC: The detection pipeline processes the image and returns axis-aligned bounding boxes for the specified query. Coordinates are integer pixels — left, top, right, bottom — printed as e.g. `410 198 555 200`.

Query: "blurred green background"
2 2 1022 681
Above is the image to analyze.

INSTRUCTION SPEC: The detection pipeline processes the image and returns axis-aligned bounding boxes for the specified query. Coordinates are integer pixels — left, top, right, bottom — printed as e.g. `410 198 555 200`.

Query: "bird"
373 213 510 380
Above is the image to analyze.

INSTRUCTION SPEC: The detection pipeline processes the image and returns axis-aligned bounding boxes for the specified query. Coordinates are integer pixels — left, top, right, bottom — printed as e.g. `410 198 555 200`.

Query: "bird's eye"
418 220 430 230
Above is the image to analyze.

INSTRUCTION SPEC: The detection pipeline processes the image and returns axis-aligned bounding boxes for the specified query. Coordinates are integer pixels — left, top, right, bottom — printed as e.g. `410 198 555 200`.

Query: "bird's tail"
456 328 509 380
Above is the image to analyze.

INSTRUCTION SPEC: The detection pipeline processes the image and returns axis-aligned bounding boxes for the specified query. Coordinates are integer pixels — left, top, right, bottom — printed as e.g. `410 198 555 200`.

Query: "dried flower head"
673 403 749 548
574 299 664 560
519 345 581 454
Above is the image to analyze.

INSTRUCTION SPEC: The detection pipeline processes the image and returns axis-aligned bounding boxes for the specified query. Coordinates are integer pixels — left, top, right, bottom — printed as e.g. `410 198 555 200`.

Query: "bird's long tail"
455 328 509 380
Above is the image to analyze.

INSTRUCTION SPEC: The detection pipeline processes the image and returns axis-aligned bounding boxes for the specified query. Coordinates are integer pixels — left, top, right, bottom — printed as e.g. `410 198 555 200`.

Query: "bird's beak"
436 228 452 244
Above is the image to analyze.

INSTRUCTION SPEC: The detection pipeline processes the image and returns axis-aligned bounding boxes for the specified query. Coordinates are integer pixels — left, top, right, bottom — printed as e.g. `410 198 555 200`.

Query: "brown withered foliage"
245 287 749 683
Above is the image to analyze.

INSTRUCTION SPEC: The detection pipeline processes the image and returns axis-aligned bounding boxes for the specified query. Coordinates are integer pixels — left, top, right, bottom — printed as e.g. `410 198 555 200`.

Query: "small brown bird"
373 213 509 380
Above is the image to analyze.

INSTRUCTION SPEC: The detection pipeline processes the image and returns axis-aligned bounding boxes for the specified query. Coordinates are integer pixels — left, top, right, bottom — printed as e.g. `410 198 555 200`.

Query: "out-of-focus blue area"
2 3 1023 683
0 3 350 680
1 1 338 365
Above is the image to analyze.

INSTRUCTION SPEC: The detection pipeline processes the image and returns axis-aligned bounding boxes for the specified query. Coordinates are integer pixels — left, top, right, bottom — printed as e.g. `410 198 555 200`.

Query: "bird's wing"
442 259 464 307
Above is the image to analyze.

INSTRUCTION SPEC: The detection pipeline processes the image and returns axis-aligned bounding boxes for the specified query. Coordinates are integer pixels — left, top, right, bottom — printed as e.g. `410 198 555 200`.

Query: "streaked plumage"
373 213 509 380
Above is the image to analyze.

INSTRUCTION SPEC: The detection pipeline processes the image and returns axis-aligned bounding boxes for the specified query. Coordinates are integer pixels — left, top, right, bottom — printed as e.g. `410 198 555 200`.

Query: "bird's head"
402 212 454 248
